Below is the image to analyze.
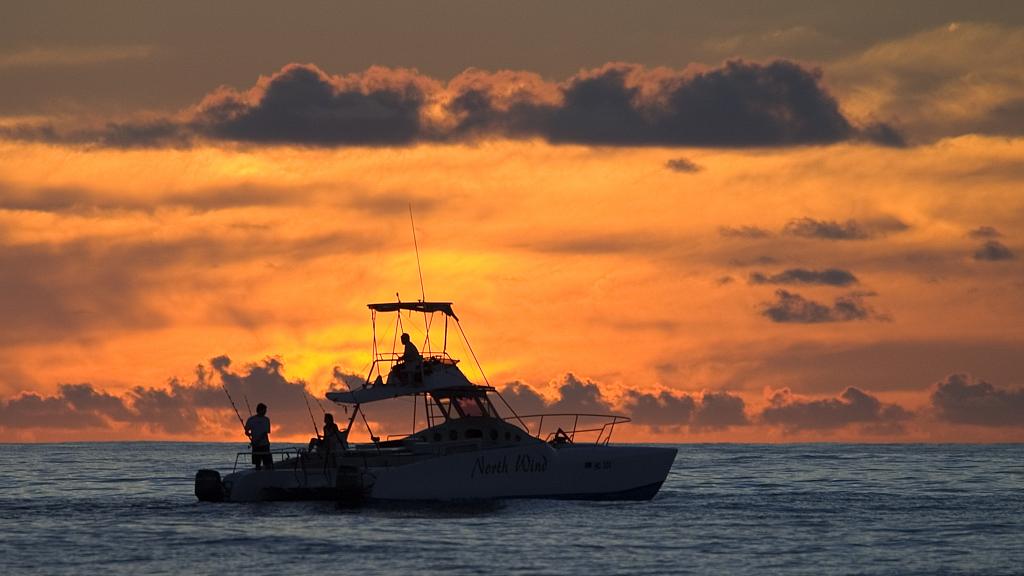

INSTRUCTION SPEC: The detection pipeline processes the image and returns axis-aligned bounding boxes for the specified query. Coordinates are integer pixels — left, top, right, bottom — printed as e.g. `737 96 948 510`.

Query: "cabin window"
489 429 498 441
457 397 484 417
449 430 459 441
433 432 442 442
504 431 511 441
435 397 461 420
465 429 483 439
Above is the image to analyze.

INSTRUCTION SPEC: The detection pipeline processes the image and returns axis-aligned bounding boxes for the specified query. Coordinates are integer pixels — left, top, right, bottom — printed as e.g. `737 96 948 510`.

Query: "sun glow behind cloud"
4 13 1024 441
1 131 1023 441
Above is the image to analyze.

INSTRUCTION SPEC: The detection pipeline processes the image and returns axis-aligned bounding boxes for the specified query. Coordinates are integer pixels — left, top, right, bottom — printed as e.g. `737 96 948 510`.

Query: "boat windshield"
432 389 499 420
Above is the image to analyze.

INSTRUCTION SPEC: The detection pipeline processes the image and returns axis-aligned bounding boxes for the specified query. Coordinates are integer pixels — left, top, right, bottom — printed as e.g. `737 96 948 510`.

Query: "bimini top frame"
325 301 485 405
367 301 457 320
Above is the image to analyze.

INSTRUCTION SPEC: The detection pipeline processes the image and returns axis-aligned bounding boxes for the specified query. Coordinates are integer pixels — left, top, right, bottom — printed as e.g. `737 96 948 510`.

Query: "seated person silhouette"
398 333 422 385
308 413 347 454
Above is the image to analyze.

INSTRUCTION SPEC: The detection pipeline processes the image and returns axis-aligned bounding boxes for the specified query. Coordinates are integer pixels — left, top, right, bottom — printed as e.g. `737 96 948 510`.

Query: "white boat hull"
369 444 675 501
213 444 676 502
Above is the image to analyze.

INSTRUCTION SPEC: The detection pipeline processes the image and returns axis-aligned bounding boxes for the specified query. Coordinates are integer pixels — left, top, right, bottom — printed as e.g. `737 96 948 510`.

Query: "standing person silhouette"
244 403 273 470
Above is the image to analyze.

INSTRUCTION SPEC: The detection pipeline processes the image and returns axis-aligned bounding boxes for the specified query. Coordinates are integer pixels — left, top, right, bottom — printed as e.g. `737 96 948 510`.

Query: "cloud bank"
930 374 1024 427
2 60 902 149
0 357 334 438
761 386 912 434
7 358 1022 439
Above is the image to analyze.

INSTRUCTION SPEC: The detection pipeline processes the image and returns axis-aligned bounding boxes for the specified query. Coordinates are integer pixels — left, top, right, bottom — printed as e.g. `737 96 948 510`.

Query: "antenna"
409 204 426 302
408 204 431 353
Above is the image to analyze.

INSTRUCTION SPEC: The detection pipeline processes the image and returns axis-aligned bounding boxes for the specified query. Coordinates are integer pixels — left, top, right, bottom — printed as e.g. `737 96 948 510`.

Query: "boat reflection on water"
195 301 677 503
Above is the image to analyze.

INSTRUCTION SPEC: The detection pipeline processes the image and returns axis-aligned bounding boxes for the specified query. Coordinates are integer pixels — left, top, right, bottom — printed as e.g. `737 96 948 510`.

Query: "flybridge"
326 300 481 405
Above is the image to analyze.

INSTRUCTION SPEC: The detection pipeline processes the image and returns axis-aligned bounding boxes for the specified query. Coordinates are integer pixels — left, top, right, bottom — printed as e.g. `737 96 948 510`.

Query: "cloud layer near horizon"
3 357 1023 441
2 60 901 149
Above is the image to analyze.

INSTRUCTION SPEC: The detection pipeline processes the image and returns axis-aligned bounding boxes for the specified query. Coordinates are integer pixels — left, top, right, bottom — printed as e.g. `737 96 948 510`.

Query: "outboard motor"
195 469 225 502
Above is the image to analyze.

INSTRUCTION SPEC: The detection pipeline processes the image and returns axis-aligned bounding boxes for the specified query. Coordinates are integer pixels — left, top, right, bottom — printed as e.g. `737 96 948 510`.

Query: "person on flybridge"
244 403 273 470
400 332 423 384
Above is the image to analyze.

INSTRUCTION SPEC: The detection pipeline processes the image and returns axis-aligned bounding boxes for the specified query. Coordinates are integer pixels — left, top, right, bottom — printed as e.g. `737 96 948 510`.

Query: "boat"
195 301 677 503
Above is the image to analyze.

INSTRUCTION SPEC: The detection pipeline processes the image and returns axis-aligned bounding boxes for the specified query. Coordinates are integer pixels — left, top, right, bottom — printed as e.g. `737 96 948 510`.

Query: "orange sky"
1 5 1022 442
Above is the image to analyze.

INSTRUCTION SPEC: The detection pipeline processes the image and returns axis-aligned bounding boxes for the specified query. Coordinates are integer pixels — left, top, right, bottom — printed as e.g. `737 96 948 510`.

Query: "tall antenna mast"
409 204 431 353
409 204 426 302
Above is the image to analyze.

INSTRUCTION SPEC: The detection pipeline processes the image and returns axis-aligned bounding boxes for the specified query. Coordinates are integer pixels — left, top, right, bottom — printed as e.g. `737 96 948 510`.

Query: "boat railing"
504 413 631 445
232 448 300 473
363 353 460 387
372 351 458 367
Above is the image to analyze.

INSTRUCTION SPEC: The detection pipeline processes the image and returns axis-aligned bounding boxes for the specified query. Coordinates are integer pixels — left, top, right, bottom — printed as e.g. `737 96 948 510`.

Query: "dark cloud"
3 60 900 149
623 389 748 431
453 60 868 147
760 387 912 434
760 289 883 323
0 358 340 437
211 356 331 438
496 382 551 417
748 268 858 286
665 157 702 173
549 59 894 146
783 217 867 240
719 225 773 239
330 367 367 392
973 240 1015 261
967 226 1002 239
857 121 907 147
548 374 616 414
931 374 1024 427
0 383 131 429
194 64 433 146
622 390 695 430
692 392 750 430
500 376 747 433
783 216 909 240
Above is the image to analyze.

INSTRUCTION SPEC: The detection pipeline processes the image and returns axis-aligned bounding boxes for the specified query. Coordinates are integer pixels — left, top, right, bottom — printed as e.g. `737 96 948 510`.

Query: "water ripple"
0 443 1021 575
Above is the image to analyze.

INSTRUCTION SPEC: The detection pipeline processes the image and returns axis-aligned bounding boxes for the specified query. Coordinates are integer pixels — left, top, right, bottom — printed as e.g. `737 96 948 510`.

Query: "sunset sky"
1 0 1022 442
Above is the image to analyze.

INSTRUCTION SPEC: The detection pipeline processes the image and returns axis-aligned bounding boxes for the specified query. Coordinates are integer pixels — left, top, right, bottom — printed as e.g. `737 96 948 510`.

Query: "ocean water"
0 443 1021 575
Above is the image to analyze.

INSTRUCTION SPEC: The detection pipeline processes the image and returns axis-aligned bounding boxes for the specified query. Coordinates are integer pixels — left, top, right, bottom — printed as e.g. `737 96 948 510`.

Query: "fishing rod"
243 395 253 417
221 383 248 438
313 394 328 416
302 387 321 438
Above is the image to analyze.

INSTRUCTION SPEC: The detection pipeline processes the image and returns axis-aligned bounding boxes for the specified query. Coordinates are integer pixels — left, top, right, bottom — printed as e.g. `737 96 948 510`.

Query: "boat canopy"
367 301 457 320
